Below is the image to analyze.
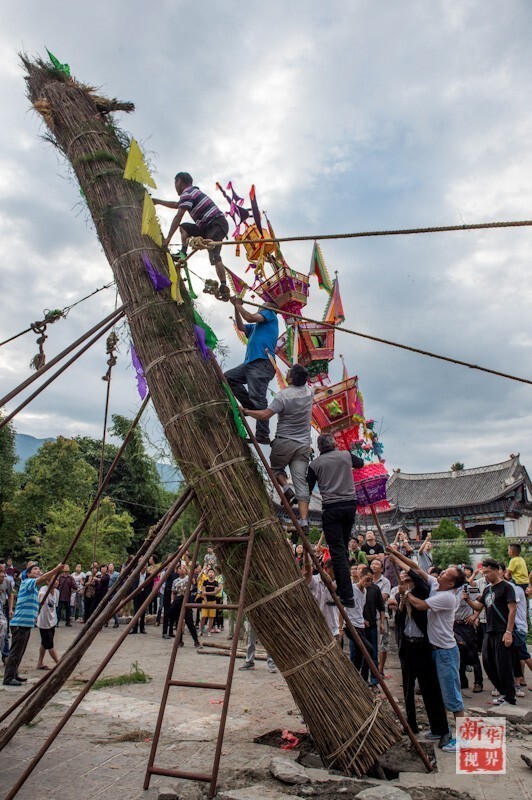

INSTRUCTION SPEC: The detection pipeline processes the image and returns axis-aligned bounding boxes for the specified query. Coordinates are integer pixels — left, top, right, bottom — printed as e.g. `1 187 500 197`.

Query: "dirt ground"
0 620 531 799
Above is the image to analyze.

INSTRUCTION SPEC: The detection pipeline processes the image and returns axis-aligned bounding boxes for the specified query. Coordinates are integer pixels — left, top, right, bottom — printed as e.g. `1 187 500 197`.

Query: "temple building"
379 455 532 539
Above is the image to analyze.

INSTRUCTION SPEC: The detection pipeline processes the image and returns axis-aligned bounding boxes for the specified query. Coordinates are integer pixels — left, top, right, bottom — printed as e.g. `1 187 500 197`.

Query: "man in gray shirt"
244 363 313 527
306 434 364 606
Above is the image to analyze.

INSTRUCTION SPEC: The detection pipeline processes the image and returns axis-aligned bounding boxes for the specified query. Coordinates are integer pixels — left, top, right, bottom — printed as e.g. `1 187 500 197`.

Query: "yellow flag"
141 192 163 245
124 139 157 188
166 252 183 304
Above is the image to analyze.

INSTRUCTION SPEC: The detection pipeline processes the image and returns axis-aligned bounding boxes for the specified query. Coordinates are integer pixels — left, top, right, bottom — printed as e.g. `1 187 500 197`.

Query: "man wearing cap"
153 173 230 300
3 562 64 686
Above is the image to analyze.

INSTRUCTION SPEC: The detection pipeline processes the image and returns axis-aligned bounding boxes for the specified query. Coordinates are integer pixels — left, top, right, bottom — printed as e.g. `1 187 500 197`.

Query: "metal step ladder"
144 528 255 798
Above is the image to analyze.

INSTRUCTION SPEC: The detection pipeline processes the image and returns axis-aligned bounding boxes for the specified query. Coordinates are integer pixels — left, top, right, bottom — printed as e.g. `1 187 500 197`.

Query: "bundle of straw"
14 55 401 775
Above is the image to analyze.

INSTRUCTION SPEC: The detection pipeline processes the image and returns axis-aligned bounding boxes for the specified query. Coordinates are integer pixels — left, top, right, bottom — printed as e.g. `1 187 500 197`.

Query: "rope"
328 698 383 770
163 399 227 430
216 218 532 247
143 347 196 376
242 300 532 388
0 282 115 349
187 456 248 488
128 298 168 318
281 639 337 678
244 577 304 613
187 236 216 251
228 516 279 536
92 331 119 561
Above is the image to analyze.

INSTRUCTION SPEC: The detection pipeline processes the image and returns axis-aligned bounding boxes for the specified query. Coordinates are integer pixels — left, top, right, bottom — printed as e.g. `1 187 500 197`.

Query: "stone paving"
0 622 530 799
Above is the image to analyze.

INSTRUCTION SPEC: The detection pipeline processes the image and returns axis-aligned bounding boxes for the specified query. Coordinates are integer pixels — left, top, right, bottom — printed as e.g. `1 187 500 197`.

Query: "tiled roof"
387 456 531 513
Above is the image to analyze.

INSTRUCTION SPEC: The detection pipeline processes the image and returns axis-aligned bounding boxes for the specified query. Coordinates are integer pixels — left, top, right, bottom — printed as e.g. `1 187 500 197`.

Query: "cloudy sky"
1 0 532 475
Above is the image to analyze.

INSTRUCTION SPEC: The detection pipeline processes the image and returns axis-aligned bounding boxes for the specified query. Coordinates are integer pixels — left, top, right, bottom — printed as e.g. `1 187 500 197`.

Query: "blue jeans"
432 645 464 713
225 359 275 439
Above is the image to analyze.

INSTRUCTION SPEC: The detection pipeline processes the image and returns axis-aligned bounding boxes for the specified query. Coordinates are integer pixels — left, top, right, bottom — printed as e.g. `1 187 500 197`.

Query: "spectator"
71 564 84 621
505 543 529 589
199 567 220 636
393 529 413 557
304 556 340 638
388 545 466 752
239 623 277 673
387 562 450 742
170 566 200 646
370 559 391 675
512 582 532 694
417 533 434 572
0 563 14 665
347 567 375 678
3 562 63 686
363 571 385 686
107 563 120 628
360 531 384 563
5 558 20 583
348 538 368 566
83 565 99 623
463 558 517 707
162 567 179 638
453 566 483 693
130 566 150 635
36 575 60 670
57 565 77 626
203 546 218 569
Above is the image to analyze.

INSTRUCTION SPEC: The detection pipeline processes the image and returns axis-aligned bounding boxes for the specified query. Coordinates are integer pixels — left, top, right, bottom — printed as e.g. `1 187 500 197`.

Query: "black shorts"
39 627 56 650
181 215 229 265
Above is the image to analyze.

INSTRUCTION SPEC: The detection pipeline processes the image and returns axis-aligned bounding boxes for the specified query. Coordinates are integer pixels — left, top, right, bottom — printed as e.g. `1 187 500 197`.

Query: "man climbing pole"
225 296 278 445
307 433 364 607
244 363 313 529
153 172 231 300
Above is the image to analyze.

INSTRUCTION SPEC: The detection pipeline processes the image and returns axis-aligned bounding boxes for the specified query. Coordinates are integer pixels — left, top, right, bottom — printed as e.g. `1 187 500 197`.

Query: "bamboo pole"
18 56 400 776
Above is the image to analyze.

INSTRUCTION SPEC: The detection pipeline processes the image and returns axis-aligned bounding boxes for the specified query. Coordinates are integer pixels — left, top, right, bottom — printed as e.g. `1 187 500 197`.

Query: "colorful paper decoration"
226 268 249 297
46 48 71 77
249 184 263 234
232 318 248 345
193 324 210 360
309 242 333 293
166 253 183 304
130 344 147 399
193 310 218 351
141 193 163 246
124 139 157 188
142 252 171 292
312 377 359 434
222 383 248 439
254 265 309 318
352 462 391 515
322 277 345 325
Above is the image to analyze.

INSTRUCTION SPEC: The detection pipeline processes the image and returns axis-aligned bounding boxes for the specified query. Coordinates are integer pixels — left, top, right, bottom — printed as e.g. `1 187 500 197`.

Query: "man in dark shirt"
361 531 385 562
387 557 450 742
153 172 231 300
362 580 385 686
57 565 77 626
307 434 364 607
463 558 517 706
162 569 179 639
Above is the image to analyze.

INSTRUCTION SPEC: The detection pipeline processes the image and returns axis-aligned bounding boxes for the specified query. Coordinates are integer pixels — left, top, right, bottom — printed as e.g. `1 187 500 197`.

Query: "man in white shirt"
387 545 465 753
347 568 375 680
304 557 340 638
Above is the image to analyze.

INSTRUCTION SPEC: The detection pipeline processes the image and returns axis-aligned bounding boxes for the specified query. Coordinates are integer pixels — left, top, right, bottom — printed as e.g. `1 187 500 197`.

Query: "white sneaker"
492 696 507 706
515 686 525 698
491 689 500 697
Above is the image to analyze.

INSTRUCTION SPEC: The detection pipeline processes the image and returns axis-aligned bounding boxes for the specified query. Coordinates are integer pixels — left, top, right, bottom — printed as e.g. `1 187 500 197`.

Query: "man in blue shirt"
225 296 279 444
3 562 63 686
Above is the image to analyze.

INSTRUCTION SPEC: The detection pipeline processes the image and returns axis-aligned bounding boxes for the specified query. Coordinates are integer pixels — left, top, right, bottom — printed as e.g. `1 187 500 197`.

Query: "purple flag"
142 252 171 292
193 324 210 360
130 343 148 399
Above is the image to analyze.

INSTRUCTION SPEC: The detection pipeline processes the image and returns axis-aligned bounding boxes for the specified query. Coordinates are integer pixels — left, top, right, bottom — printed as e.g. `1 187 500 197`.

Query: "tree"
0 413 18 553
1 437 97 560
39 497 134 569
450 462 464 471
76 414 174 550
432 540 472 569
431 518 466 540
